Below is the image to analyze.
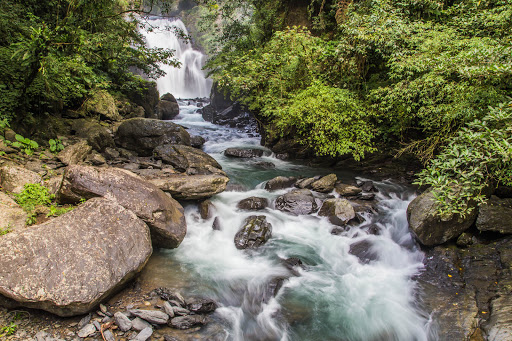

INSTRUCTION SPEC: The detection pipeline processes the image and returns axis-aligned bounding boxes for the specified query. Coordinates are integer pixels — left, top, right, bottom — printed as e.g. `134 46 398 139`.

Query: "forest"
1 0 511 216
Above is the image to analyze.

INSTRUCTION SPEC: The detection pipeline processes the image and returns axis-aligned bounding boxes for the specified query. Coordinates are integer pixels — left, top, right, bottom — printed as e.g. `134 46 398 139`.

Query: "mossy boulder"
82 90 121 121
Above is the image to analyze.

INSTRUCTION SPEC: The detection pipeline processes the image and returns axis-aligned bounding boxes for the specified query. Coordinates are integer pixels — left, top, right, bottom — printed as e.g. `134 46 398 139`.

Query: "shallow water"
142 101 434 341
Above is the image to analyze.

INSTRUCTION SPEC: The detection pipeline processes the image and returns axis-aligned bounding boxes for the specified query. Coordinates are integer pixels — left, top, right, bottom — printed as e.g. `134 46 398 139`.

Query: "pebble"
77 323 96 338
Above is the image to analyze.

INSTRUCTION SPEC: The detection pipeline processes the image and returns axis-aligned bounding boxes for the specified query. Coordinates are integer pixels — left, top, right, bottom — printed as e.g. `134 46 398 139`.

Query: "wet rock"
456 232 475 247
274 189 319 215
58 165 186 249
190 135 206 148
311 174 337 193
71 119 115 152
103 329 115 341
331 227 346 235
357 180 377 192
318 198 356 226
154 144 222 174
0 164 42 193
349 240 378 263
237 197 269 211
163 301 175 318
263 277 286 303
133 326 153 341
335 183 362 196
156 93 180 120
224 148 264 158
153 288 186 306
295 177 316 189
234 215 272 249
169 315 208 330
199 199 215 219
149 174 229 200
476 196 512 234
114 312 132 332
115 118 191 156
0 198 152 316
130 309 169 324
173 306 190 316
265 176 297 191
212 217 222 231
187 298 217 314
253 161 275 169
57 140 92 166
132 317 152 331
77 323 97 338
406 189 477 246
357 192 376 200
282 257 305 276
0 191 27 232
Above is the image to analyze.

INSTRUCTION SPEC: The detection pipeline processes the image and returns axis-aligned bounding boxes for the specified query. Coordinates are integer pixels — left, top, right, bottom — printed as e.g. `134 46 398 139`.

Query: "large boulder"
71 119 115 152
0 197 152 316
274 189 319 215
0 192 27 232
153 144 222 174
234 215 272 249
155 93 180 120
82 90 121 121
0 164 42 193
237 197 269 211
265 176 297 191
58 165 186 249
57 140 92 166
311 174 337 193
476 196 512 234
148 174 229 200
224 148 264 158
115 118 191 156
406 189 477 246
318 198 356 226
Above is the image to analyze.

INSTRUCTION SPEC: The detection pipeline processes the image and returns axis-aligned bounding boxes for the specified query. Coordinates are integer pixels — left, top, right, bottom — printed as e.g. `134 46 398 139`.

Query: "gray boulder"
476 196 512 234
156 93 180 120
153 144 222 174
0 164 42 193
265 176 297 191
58 165 186 249
318 198 356 226
237 197 269 210
311 174 337 193
57 140 92 166
274 189 319 215
71 119 114 152
149 174 229 200
190 135 206 148
0 198 152 316
234 215 272 249
115 118 190 156
224 148 264 158
407 189 477 246
0 191 27 231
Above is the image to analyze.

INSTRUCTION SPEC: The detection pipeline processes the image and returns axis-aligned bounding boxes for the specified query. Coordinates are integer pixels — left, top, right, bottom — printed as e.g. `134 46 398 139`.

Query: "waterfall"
142 18 212 99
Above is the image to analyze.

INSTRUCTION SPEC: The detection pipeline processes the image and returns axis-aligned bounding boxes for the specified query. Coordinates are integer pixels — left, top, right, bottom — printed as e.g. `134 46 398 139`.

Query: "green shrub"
15 183 53 225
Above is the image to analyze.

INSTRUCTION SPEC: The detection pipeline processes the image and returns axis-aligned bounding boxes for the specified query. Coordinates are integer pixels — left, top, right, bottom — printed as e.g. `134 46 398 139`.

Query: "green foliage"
10 134 39 156
416 101 512 218
14 183 54 225
48 138 64 153
0 224 12 236
46 204 73 218
0 321 17 336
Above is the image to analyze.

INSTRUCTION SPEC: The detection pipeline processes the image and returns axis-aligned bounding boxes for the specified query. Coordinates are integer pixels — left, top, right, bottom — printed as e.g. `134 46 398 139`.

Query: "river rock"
0 198 152 316
103 329 115 341
132 317 152 331
274 189 319 215
406 189 477 246
77 324 97 338
163 301 175 318
156 93 180 120
154 144 222 174
234 215 272 249
149 174 229 200
335 183 362 196
190 135 206 148
212 217 222 231
311 174 337 193
130 309 169 324
187 298 217 314
133 327 153 341
265 176 297 191
199 199 215 219
0 164 42 193
237 197 269 210
349 240 378 263
224 148 264 158
357 180 377 192
318 198 356 226
71 119 115 152
169 315 208 330
57 140 92 165
114 312 132 332
58 165 186 249
0 192 27 232
295 177 316 189
476 196 512 234
115 118 191 156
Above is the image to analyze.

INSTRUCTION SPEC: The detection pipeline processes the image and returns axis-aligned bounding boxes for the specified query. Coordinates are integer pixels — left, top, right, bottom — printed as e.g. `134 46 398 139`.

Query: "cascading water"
143 18 436 340
142 18 212 98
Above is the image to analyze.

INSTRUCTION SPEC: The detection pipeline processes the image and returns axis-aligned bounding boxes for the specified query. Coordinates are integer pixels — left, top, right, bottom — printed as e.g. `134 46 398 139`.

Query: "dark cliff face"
282 0 312 28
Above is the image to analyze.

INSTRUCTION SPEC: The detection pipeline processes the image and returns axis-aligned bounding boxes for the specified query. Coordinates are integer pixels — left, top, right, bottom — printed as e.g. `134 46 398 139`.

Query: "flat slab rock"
0 197 152 316
148 174 229 200
58 165 186 249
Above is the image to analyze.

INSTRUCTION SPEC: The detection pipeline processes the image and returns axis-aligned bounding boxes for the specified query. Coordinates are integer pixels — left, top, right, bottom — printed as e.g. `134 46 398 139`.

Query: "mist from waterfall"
142 18 212 99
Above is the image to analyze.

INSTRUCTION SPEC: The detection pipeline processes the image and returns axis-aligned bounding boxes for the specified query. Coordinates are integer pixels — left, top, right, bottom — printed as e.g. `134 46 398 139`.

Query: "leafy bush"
48 138 64 153
15 183 53 225
11 134 39 156
416 101 512 218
